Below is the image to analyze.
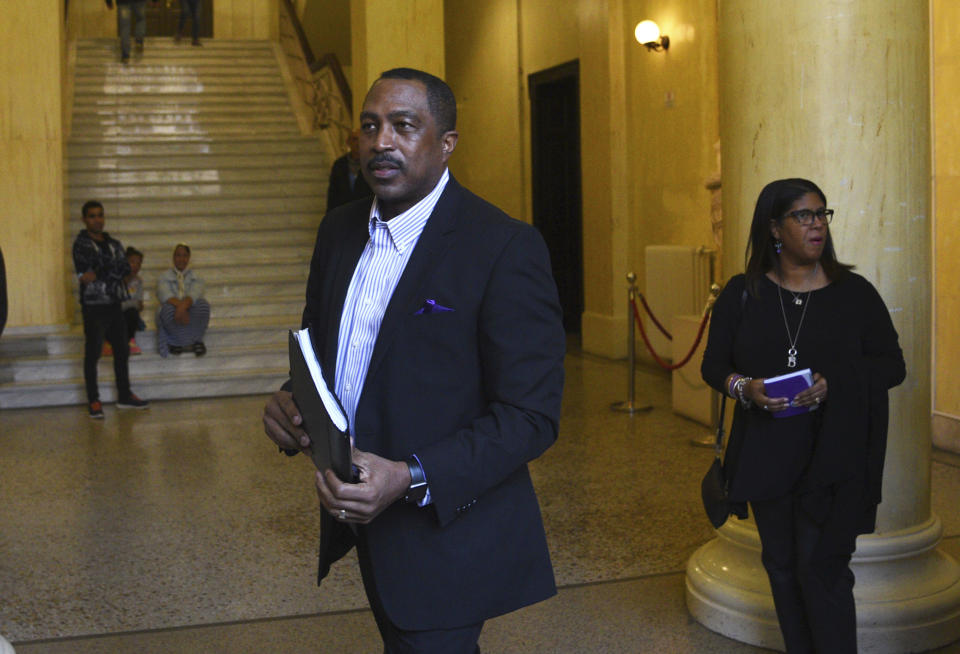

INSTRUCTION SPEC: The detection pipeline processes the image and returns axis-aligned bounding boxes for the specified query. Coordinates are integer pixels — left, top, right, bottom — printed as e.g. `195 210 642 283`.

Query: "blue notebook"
764 368 816 418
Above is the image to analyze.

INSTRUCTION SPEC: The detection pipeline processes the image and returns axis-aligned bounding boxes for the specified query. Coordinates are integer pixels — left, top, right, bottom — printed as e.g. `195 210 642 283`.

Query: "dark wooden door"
145 0 213 38
529 61 583 335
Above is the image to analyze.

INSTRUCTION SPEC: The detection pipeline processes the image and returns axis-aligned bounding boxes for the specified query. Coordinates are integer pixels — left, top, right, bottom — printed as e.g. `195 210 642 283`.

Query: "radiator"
643 245 714 361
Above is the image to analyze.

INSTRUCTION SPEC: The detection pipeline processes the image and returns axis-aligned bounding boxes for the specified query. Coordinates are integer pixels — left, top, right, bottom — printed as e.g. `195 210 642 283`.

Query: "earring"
774 239 782 254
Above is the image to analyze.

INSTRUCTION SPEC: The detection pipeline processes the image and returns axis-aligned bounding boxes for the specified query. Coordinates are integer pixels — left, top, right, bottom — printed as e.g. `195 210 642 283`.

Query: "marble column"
349 0 446 110
0 0 68 328
579 0 631 359
686 1 960 651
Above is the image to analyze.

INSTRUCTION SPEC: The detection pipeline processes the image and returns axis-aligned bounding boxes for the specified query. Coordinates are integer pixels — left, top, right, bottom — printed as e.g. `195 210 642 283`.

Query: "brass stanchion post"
690 283 722 447
611 272 652 413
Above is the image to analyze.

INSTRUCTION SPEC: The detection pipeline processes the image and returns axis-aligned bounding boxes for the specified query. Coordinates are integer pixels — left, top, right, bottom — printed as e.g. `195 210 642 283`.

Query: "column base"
686 516 960 652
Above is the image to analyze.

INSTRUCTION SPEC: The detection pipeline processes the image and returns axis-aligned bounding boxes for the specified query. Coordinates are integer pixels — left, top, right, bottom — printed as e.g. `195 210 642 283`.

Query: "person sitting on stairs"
156 243 210 358
121 246 146 355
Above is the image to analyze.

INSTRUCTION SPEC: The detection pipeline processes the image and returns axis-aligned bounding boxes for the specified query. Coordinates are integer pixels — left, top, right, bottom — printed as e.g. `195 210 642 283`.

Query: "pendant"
793 296 803 306
787 346 798 368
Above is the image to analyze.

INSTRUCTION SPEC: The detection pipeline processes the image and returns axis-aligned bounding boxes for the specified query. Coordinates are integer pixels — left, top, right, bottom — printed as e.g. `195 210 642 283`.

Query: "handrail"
277 0 352 157
311 53 352 116
280 0 316 65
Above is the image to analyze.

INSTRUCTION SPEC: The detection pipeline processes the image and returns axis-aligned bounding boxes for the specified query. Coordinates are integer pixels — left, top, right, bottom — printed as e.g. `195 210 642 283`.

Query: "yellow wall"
1 0 68 327
215 0 278 39
444 0 524 220
66 0 114 39
933 0 960 450
300 0 351 66
350 0 445 109
625 0 718 293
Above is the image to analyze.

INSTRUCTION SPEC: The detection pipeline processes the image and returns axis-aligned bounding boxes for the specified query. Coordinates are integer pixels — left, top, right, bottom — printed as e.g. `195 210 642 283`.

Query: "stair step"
73 281 307 308
70 213 320 234
0 363 291 409
72 97 292 112
71 113 297 128
74 81 287 94
72 102 289 117
67 155 327 175
128 265 309 286
67 196 325 218
0 341 289 385
0 322 292 356
67 138 325 157
108 227 317 250
71 178 321 200
76 285 307 317
68 165 321 186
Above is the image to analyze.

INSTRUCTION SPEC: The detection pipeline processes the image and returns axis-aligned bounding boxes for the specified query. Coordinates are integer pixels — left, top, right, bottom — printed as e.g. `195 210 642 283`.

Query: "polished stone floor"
2 349 958 653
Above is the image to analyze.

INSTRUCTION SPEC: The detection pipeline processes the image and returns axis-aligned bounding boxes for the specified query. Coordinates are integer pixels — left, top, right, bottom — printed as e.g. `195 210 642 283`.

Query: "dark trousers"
82 304 131 403
178 0 201 40
123 307 142 340
116 0 147 57
356 530 483 654
752 493 858 654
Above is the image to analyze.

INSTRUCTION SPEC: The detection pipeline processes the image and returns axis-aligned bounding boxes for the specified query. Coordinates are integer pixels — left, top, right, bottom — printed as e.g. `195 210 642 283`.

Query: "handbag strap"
713 392 727 457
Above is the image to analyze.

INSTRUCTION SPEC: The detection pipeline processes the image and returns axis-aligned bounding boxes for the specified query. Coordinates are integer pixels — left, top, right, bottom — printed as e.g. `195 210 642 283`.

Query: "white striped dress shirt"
334 168 450 437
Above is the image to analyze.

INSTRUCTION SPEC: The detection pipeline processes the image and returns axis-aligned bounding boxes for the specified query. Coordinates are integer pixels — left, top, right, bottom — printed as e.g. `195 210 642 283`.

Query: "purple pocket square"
414 299 454 315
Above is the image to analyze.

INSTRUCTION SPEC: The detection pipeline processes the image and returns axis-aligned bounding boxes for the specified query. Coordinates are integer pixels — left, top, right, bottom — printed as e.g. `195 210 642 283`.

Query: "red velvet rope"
631 298 712 371
636 292 672 340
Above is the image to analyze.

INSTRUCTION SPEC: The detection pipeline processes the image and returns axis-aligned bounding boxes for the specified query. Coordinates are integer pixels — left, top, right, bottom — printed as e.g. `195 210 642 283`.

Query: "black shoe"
193 341 206 357
169 345 184 355
88 401 104 419
135 39 144 52
117 393 149 410
121 55 130 64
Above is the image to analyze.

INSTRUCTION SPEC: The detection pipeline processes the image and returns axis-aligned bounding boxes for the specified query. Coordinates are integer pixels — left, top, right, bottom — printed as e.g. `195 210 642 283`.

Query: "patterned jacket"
72 230 130 306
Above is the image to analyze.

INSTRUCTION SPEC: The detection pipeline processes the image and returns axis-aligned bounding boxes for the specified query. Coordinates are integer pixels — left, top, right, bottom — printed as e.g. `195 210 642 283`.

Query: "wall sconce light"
635 20 669 51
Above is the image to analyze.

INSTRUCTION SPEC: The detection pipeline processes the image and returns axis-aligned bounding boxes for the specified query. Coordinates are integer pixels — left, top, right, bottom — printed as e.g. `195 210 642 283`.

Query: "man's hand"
174 305 190 325
262 390 309 450
316 448 411 525
80 271 96 284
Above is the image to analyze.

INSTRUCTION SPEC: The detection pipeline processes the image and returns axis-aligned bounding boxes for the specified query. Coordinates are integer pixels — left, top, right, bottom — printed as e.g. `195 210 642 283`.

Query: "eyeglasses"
782 208 834 226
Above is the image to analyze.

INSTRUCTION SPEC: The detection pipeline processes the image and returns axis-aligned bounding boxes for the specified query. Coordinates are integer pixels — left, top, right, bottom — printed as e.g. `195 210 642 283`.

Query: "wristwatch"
404 456 428 504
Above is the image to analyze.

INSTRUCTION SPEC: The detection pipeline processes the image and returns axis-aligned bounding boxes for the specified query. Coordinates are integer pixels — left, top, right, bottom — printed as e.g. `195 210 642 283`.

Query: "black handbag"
700 393 730 529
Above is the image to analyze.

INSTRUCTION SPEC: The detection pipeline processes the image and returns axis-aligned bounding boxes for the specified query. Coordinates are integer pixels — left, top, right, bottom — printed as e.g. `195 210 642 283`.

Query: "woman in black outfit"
701 178 905 653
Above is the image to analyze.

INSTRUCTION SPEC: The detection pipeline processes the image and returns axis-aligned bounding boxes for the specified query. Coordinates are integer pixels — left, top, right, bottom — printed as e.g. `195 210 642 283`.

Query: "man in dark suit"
326 129 373 212
263 68 565 653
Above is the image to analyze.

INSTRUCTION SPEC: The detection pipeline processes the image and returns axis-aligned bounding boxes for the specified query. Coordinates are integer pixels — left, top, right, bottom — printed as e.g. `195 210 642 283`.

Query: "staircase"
0 38 333 409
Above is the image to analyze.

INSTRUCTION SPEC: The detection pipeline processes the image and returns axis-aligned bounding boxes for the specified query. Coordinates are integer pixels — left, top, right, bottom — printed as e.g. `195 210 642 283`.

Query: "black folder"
288 329 353 482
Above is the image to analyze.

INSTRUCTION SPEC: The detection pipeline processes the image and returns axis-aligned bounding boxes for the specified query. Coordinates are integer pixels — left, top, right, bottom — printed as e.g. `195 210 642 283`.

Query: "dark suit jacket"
326 154 373 212
300 176 565 631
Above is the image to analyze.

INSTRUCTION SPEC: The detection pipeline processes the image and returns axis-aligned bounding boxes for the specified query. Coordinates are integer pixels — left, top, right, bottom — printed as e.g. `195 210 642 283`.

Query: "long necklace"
776 282 811 369
786 261 820 305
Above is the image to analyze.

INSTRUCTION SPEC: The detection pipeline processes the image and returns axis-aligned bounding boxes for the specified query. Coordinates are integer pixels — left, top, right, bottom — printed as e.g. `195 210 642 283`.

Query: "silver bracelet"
734 376 753 408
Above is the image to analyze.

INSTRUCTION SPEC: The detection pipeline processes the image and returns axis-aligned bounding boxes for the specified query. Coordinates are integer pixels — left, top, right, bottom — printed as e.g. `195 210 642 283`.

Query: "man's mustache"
367 154 403 171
